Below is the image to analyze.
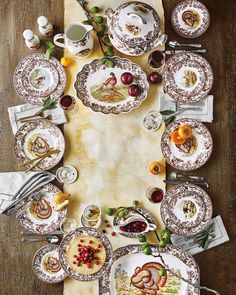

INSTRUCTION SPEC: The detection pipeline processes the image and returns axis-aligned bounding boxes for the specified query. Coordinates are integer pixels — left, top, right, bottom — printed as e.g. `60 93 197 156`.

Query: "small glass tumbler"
60 217 78 234
59 95 79 114
146 50 165 73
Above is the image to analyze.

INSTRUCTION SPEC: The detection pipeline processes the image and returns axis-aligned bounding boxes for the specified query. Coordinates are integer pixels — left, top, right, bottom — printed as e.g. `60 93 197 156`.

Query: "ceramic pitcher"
54 22 94 57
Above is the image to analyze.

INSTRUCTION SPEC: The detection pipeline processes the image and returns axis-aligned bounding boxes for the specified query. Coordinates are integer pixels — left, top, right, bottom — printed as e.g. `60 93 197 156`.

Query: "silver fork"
16 192 42 219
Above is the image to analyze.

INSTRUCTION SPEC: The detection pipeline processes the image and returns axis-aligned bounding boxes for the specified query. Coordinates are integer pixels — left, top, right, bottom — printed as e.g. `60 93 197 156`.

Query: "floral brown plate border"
161 184 213 236
99 244 200 295
14 119 65 171
32 244 67 284
163 52 213 103
161 118 213 171
171 0 210 39
13 53 66 105
18 183 67 234
59 227 113 281
74 57 149 114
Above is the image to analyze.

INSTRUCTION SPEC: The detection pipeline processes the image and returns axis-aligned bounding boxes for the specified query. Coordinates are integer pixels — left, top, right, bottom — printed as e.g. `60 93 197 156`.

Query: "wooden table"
0 0 235 294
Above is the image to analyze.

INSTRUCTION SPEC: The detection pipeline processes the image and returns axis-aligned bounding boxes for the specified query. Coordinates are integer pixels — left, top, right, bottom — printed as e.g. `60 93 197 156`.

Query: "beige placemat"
63 0 165 294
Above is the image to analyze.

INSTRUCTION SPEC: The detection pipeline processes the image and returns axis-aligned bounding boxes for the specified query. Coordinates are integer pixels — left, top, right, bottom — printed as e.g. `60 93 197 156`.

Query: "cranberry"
111 231 116 236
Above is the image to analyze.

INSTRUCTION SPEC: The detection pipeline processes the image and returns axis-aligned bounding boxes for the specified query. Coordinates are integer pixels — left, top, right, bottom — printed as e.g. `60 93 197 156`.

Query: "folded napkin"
0 171 55 214
159 93 214 123
8 103 67 135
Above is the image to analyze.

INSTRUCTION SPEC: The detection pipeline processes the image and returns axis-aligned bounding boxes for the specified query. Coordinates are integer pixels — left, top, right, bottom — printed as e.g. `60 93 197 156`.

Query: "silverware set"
21 230 63 244
166 40 206 54
164 172 209 189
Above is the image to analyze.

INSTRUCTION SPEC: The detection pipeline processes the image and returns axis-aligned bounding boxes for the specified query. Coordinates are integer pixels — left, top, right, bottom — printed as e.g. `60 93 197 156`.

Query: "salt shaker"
37 16 53 37
23 29 40 50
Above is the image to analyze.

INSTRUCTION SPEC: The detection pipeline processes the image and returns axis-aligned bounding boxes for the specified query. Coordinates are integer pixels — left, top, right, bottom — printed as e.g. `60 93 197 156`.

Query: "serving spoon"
169 40 202 48
21 235 59 244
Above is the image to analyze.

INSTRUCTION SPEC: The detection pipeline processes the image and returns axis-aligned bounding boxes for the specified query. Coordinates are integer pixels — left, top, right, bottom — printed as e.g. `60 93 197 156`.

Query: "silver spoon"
169 40 202 48
170 171 204 181
21 235 59 244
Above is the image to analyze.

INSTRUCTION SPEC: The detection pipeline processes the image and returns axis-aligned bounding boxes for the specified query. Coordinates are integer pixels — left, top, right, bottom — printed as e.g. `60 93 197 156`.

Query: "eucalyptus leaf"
37 97 58 114
160 110 176 116
164 116 176 126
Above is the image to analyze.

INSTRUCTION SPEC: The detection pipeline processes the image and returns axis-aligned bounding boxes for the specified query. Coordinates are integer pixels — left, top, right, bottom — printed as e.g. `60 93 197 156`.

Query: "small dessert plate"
18 183 67 234
33 244 67 283
171 0 210 39
160 183 213 236
14 119 65 171
161 118 213 171
163 52 213 103
113 207 156 238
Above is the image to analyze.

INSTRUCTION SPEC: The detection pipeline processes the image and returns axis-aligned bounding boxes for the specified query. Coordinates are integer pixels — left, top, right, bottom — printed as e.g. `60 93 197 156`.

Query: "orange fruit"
60 56 72 67
178 125 192 139
171 130 186 145
149 161 164 175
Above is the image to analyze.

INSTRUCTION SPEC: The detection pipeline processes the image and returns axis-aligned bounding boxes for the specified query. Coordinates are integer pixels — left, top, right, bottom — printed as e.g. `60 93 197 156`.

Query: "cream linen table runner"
63 0 165 294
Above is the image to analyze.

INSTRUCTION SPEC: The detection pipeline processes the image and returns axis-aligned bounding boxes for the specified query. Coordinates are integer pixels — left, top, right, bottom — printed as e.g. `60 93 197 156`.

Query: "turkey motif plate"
99 244 200 295
161 184 213 236
18 183 67 234
14 119 65 171
74 57 149 114
13 53 66 105
33 245 67 283
161 118 213 171
163 53 213 103
171 0 210 38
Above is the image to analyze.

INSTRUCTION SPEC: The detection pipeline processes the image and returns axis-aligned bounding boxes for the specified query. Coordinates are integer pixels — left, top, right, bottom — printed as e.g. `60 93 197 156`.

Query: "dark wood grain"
0 0 235 295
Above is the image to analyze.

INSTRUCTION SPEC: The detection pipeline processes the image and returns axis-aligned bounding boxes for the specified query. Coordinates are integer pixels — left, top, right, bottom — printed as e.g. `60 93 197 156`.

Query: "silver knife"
165 49 206 55
164 179 209 189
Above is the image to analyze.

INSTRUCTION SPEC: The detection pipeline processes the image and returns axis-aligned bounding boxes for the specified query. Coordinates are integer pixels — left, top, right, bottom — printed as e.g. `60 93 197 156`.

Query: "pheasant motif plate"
161 184 213 236
99 244 200 295
161 119 213 171
171 0 210 38
13 53 66 105
163 53 213 103
74 57 149 114
33 245 67 283
18 183 67 234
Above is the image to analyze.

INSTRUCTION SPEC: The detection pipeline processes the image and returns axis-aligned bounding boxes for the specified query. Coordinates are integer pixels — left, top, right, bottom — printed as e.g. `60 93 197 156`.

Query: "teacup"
54 22 94 58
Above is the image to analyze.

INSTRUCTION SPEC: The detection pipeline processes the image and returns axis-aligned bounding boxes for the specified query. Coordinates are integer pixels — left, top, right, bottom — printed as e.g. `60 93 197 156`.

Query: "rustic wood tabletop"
0 0 235 294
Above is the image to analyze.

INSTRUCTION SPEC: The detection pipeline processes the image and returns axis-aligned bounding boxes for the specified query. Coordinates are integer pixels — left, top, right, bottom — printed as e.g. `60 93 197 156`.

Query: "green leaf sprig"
77 1 115 67
45 41 56 60
160 110 176 126
37 96 58 115
194 223 214 250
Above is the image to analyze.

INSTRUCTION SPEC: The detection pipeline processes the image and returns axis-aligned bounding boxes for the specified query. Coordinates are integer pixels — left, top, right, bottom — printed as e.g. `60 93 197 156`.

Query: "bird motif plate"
33 244 67 283
59 227 113 281
171 0 210 38
99 244 200 295
18 183 67 234
161 184 213 236
161 118 213 171
74 57 149 114
163 53 213 103
14 119 65 171
13 53 66 105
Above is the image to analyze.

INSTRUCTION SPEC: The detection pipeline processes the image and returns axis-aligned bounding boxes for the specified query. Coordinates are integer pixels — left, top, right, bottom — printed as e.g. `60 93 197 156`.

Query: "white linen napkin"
8 103 67 135
0 171 55 214
159 93 214 123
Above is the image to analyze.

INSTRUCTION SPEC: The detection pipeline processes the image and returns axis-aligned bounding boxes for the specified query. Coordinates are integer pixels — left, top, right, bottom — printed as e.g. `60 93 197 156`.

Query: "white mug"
54 22 94 57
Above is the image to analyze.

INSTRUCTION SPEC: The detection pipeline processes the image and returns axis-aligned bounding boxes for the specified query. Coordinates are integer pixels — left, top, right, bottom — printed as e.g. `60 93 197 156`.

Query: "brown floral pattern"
59 227 113 281
14 119 65 171
161 118 213 171
74 57 149 114
99 244 200 294
171 0 210 38
163 53 213 103
160 184 213 236
13 53 66 105
33 245 67 283
18 183 67 234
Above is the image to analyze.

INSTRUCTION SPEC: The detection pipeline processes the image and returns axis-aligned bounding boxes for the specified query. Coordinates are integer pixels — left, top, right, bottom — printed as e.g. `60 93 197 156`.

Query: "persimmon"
149 161 164 175
177 125 192 139
171 130 186 145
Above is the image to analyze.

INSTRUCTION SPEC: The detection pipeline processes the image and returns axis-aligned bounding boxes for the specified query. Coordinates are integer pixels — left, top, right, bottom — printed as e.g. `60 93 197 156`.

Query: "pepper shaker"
37 16 53 37
23 29 40 50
